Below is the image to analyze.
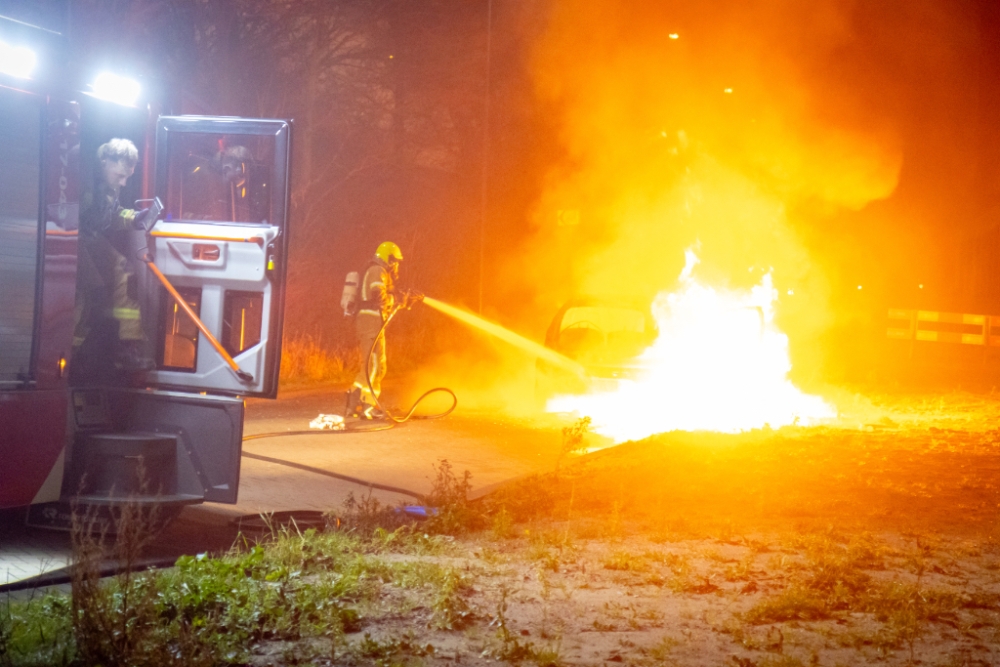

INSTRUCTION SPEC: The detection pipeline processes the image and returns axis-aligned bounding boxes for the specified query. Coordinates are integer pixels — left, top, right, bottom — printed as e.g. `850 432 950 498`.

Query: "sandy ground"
7 389 1000 666
245 390 1000 666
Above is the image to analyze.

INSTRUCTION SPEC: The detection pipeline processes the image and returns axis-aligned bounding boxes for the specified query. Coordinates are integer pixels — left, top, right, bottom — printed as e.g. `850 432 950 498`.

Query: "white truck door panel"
144 116 291 398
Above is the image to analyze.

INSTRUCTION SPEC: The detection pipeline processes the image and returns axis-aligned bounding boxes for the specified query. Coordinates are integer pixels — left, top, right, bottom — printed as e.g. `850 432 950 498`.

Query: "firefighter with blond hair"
73 138 155 373
347 241 419 419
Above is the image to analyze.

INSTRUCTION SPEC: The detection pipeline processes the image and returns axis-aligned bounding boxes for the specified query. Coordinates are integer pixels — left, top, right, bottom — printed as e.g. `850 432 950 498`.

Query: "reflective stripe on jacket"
358 260 395 320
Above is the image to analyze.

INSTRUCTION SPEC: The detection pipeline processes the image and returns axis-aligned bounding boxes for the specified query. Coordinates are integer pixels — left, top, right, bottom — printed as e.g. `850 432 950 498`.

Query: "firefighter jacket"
80 181 139 238
357 260 396 321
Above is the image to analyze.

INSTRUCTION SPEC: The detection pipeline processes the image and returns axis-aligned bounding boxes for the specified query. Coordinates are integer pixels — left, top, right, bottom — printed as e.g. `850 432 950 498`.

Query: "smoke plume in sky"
503 0 990 380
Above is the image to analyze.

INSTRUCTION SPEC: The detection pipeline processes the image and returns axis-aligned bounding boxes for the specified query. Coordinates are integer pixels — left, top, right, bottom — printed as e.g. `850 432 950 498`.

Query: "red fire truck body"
0 16 291 519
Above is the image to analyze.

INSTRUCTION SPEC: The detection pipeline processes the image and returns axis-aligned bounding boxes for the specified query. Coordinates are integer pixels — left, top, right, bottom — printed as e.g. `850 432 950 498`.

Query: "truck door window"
222 291 263 356
0 88 41 383
159 287 202 371
164 134 275 224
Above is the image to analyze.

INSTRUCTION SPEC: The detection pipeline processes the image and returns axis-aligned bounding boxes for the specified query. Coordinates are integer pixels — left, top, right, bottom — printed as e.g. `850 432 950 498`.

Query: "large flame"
488 1 909 397
547 249 836 442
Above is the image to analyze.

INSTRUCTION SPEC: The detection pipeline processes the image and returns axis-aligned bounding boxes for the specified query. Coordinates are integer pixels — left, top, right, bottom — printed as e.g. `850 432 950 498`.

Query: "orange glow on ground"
547 249 836 442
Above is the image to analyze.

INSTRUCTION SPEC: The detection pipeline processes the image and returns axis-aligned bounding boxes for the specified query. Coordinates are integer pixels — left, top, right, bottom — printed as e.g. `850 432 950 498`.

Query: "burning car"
536 298 658 400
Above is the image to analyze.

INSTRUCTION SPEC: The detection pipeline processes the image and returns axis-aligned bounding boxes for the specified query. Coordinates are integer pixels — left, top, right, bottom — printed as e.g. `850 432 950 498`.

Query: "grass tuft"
280 335 358 387
744 585 831 624
425 459 484 535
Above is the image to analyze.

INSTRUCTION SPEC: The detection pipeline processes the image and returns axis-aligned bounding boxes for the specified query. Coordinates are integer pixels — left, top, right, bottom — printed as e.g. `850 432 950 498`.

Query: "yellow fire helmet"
375 241 403 264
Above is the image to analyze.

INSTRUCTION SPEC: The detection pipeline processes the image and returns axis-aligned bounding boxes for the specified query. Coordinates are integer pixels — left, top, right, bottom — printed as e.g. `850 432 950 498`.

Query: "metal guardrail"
887 309 1000 346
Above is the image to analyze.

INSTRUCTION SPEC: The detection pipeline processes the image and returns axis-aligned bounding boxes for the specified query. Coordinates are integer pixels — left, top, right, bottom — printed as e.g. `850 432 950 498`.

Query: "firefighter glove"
403 290 424 309
132 208 152 231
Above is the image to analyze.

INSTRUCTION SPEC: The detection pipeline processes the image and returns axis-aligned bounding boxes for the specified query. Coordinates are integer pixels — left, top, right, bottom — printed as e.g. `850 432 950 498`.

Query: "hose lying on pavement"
253 301 455 431
237 300 453 498
239 447 424 501
363 303 457 423
0 557 179 594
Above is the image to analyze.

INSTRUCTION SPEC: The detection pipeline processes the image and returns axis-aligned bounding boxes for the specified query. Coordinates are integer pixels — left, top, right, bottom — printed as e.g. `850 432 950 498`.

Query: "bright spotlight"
90 72 141 107
0 41 37 79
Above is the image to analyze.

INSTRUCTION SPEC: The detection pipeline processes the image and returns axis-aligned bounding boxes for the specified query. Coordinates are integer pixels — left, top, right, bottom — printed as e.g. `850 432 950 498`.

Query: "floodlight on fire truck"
89 72 141 107
0 40 36 79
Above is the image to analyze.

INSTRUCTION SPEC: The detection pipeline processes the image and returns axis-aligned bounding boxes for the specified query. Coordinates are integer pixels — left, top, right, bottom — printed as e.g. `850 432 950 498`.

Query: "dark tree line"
69 0 494 337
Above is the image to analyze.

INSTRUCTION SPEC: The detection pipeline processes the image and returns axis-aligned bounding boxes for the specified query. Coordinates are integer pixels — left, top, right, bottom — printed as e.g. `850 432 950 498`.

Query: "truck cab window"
165 134 275 224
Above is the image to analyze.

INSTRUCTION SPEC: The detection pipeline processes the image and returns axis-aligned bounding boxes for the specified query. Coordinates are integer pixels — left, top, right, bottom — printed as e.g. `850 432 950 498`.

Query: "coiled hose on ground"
239 301 455 491
362 302 457 423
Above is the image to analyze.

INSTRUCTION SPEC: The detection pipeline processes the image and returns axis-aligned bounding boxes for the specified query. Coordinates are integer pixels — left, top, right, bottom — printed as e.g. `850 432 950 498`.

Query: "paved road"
186 389 574 528
2 387 586 588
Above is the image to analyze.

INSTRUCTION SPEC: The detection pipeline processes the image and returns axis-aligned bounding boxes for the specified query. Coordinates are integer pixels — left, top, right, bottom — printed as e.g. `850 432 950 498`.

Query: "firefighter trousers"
353 313 387 407
72 234 144 348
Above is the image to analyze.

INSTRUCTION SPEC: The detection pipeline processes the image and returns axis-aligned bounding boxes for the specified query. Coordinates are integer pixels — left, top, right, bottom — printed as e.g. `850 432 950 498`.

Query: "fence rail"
886 309 1000 347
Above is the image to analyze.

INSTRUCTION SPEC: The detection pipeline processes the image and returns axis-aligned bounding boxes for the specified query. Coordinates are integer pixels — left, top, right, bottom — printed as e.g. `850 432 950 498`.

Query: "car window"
560 306 647 334
556 306 653 362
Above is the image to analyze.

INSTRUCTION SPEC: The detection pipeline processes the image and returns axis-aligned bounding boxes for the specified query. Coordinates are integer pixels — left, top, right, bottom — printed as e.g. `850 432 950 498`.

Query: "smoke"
407 0 987 413
501 0 929 382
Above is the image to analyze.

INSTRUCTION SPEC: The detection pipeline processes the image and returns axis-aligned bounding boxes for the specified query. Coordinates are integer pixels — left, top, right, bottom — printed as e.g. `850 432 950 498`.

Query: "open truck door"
29 116 292 526
145 116 291 398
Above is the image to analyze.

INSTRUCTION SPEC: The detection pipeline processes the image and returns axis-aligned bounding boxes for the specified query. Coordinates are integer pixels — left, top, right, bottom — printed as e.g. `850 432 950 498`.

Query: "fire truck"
0 13 291 523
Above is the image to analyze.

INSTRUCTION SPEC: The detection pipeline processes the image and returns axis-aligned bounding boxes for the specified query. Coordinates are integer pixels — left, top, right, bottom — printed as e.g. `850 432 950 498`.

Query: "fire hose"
240 301 456 448
143 244 451 436
362 301 457 423
145 242 454 424
230 303 454 527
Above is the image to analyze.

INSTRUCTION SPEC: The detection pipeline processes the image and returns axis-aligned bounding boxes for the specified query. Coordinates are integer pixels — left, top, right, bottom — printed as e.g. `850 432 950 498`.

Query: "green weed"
557 417 591 472
744 585 831 624
356 630 435 662
432 569 474 630
425 459 483 535
528 545 562 572
532 644 564 667
602 551 650 572
340 490 410 536
744 532 967 658
488 584 561 665
491 506 514 540
722 554 758 582
0 593 73 666
0 601 10 667
68 493 202 667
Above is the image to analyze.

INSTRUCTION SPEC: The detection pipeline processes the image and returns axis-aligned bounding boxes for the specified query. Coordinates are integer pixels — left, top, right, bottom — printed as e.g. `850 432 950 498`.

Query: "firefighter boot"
116 340 155 372
361 404 385 420
345 387 363 418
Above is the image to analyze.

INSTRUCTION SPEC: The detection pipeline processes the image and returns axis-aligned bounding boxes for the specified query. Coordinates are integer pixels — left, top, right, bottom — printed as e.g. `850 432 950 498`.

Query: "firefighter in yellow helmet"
347 241 409 419
72 138 155 373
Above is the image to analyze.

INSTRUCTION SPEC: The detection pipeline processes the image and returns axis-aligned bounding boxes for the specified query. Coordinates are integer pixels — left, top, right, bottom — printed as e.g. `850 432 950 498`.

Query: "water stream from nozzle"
422 297 586 376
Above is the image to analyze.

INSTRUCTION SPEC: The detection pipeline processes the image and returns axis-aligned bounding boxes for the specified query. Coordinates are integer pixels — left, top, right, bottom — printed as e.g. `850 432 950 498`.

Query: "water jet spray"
422 297 585 376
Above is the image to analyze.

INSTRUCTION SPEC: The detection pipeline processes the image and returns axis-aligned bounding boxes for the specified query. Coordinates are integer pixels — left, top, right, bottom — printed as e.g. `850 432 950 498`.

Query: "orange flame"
547 249 836 442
